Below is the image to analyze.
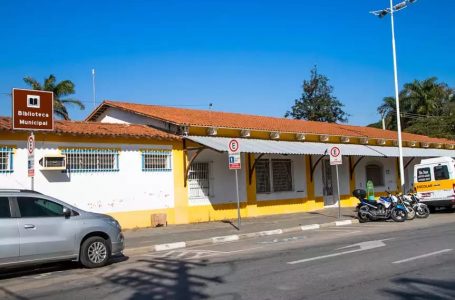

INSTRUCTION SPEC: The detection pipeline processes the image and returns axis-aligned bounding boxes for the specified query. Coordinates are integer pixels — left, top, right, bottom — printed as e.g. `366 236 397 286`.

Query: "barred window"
366 164 384 186
62 149 119 172
256 158 293 193
142 150 172 172
188 162 210 199
272 159 293 192
0 147 13 173
256 159 271 193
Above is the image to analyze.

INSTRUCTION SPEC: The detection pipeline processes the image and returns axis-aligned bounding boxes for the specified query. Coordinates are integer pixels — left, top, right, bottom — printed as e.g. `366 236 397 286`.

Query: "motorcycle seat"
362 199 379 207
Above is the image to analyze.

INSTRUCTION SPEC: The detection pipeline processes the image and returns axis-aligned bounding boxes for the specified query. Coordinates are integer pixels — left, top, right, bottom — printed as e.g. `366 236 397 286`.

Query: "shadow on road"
0 254 128 281
104 257 233 299
382 277 455 299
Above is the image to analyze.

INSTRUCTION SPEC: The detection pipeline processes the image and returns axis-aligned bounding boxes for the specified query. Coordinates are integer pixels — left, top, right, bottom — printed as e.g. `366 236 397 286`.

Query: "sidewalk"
123 207 358 254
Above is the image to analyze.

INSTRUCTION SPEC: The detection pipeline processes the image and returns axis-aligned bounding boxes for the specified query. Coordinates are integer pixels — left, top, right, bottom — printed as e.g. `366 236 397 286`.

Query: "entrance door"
322 160 336 206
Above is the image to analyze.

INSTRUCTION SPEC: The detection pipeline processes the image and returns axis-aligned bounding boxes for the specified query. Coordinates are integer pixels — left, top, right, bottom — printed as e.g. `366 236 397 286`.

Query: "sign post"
12 88 54 191
228 139 241 229
27 132 35 190
329 146 342 219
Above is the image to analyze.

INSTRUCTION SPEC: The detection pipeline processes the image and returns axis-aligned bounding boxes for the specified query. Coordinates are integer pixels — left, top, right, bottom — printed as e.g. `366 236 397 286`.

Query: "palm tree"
23 75 85 120
401 77 450 116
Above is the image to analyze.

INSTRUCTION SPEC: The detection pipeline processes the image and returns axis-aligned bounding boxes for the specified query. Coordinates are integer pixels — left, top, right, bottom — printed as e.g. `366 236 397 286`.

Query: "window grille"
142 150 172 172
256 158 293 193
62 148 119 172
0 147 13 173
188 162 210 199
366 164 384 186
272 159 293 192
256 159 271 193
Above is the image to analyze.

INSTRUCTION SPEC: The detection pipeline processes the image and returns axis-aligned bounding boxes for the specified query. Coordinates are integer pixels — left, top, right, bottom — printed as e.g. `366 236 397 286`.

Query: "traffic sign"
228 139 241 170
27 133 35 177
12 88 54 131
329 146 342 165
228 139 240 154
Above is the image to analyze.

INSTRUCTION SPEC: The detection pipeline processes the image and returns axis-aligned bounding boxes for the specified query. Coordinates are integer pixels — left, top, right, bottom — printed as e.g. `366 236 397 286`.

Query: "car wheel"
80 236 111 268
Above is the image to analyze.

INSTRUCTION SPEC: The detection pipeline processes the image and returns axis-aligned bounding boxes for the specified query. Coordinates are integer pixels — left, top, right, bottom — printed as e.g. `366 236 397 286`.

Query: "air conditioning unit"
270 132 280 140
39 155 66 170
240 129 251 138
341 136 350 143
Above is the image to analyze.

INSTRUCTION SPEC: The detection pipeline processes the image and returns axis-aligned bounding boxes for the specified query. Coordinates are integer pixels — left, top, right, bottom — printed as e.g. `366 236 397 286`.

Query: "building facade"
1 101 455 229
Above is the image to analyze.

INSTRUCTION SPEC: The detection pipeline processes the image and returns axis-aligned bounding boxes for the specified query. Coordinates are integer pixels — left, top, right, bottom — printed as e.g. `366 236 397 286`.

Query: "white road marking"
154 241 186 251
301 224 320 231
212 235 239 243
335 220 353 226
392 249 453 264
288 239 389 265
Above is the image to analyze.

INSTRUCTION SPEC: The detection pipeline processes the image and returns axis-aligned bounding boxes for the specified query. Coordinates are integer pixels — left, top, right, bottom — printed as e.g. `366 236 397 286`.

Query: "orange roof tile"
0 116 180 141
87 100 455 145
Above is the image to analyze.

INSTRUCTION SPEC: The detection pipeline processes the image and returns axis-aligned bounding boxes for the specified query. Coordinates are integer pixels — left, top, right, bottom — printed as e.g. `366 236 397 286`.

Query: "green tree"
285 66 348 123
369 77 454 139
23 75 85 120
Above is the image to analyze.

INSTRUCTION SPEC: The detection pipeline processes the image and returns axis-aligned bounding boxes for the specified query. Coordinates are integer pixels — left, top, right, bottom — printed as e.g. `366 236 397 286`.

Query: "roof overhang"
186 136 455 158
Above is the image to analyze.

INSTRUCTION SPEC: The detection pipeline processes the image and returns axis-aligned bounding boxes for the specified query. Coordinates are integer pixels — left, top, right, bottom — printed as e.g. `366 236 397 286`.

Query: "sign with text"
12 88 54 131
329 146 342 165
27 133 35 177
228 139 241 170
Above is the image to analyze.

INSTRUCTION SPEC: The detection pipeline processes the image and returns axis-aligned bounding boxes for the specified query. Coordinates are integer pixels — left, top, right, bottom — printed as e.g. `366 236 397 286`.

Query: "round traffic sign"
330 146 340 157
228 139 239 153
27 135 35 155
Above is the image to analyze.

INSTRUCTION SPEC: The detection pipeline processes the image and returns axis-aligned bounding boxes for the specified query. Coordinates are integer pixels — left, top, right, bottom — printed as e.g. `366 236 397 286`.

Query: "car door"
16 196 77 262
0 196 20 266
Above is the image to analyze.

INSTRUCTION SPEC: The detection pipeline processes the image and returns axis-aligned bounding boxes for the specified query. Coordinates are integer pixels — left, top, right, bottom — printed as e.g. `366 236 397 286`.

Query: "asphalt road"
1 213 455 300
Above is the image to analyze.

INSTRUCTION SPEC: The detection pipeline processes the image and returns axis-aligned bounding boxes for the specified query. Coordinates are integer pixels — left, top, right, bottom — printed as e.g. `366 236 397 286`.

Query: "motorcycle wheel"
391 208 407 222
406 206 416 220
414 205 430 218
357 210 369 223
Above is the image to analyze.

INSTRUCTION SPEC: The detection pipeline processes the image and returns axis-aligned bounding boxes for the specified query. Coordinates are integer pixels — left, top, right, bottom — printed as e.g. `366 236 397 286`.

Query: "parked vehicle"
403 193 430 218
0 189 124 269
398 193 416 220
353 189 408 223
413 157 455 211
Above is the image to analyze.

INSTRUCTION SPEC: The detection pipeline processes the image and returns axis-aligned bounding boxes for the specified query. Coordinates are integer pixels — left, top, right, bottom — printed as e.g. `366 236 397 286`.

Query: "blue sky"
1 0 454 125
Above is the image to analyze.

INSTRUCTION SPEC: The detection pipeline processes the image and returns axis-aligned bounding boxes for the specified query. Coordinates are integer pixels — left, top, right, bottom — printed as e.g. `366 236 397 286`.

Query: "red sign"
12 88 54 131
329 146 342 165
228 139 241 170
228 139 240 154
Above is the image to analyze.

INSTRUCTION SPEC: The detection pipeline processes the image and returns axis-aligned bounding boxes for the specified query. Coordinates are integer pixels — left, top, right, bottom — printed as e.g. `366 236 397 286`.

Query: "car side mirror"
63 207 72 218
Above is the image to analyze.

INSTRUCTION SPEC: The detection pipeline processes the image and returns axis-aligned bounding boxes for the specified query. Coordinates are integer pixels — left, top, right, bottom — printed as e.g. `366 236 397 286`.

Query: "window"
434 165 449 180
256 160 271 193
17 197 64 218
0 147 13 173
417 167 431 182
366 164 384 186
62 149 119 172
0 197 11 218
272 159 293 192
256 158 293 193
188 162 210 199
142 150 172 172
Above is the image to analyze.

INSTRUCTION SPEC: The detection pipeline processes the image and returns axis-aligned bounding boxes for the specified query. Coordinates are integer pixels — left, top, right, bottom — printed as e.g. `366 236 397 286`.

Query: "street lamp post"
370 0 418 193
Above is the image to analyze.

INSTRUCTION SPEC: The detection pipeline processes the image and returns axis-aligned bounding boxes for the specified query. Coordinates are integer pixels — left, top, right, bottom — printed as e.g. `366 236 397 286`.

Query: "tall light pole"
370 0 417 193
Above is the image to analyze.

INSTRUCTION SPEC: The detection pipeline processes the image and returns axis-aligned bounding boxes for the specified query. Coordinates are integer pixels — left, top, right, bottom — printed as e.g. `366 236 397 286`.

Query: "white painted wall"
256 154 307 201
98 107 178 132
0 140 175 214
189 150 247 206
354 157 397 192
313 155 350 197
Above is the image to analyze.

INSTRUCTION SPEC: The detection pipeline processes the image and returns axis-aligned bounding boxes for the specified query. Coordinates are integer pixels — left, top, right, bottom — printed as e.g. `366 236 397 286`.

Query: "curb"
124 219 359 255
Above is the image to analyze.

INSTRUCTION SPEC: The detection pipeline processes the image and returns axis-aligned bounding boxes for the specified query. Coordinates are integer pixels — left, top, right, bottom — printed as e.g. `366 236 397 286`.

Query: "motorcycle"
353 189 408 223
402 193 430 218
397 193 416 220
